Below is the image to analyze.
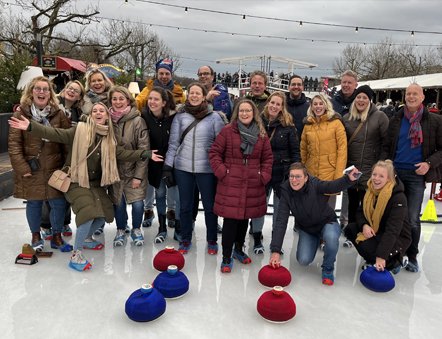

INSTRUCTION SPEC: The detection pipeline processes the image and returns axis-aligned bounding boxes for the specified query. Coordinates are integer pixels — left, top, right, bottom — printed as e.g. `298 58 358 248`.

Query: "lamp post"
35 32 43 67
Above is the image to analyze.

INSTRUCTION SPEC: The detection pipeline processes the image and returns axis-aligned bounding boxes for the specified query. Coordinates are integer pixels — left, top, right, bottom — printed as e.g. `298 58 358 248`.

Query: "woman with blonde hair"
107 86 149 247
342 85 389 247
345 160 411 273
210 99 272 272
9 102 162 271
301 93 347 209
250 91 299 254
82 68 113 114
8 76 72 252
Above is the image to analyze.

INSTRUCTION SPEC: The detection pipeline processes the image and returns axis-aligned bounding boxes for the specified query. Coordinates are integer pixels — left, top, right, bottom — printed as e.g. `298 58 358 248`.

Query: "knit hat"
360 266 395 292
354 85 374 101
155 58 173 73
258 265 292 288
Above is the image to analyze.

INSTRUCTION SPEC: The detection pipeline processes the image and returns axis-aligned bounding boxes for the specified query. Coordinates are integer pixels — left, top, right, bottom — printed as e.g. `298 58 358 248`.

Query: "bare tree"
335 37 442 80
0 1 99 57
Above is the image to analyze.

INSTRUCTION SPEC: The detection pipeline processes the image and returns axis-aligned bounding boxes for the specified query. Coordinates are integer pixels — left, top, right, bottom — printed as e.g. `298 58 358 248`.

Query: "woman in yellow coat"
301 93 347 209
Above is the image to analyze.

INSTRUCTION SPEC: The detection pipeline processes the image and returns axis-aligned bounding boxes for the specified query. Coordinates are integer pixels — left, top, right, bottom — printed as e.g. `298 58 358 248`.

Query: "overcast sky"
86 0 441 79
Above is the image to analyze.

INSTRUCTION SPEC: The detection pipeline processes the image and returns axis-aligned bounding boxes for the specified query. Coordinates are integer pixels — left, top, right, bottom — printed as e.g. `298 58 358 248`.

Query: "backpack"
212 84 232 120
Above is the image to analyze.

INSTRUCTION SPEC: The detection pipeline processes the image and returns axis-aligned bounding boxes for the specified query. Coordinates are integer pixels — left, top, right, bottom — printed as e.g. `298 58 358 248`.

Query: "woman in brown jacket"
8 76 72 252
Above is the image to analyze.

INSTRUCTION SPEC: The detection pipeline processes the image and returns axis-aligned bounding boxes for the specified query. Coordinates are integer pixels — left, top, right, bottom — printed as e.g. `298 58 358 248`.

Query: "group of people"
8 62 442 285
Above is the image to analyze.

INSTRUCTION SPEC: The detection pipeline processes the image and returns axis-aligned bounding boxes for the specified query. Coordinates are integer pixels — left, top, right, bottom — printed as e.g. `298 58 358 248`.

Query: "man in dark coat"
331 70 358 116
382 83 442 273
285 74 310 137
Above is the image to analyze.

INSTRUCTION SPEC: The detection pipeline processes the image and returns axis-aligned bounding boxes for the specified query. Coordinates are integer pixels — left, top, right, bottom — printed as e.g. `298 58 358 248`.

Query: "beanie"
354 85 374 101
156 58 173 73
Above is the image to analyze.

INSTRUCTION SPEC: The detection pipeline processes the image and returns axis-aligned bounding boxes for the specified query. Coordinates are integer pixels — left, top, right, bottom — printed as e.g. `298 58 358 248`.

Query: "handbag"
47 140 102 192
48 167 71 193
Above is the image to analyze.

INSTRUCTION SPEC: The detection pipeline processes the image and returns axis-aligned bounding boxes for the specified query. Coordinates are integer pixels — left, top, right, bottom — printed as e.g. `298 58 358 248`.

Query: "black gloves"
162 165 176 187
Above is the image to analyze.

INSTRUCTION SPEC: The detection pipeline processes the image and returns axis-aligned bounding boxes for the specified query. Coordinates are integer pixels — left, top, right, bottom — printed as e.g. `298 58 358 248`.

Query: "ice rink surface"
0 191 441 339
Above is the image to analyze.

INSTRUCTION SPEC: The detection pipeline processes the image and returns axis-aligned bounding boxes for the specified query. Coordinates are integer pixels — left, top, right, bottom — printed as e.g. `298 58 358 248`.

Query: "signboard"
42 56 56 69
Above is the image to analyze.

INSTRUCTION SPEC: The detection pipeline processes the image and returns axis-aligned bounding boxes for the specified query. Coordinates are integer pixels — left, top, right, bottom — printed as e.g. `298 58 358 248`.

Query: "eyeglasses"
66 86 81 94
239 109 253 113
198 72 211 77
289 175 304 180
33 87 50 93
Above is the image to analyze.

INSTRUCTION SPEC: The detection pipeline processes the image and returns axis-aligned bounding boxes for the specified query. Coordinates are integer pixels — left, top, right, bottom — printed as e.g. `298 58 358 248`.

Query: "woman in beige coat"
301 93 347 209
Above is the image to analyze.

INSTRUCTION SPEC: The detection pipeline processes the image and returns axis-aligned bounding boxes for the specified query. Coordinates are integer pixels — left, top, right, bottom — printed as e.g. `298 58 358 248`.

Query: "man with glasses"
286 75 310 137
197 65 232 120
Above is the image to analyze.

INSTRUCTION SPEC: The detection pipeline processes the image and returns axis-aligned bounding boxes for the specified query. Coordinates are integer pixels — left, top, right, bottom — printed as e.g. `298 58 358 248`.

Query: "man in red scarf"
382 83 442 273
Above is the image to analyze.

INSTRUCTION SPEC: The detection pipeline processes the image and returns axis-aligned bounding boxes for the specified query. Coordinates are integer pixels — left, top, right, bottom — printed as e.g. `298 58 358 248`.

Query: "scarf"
404 104 424 148
86 90 108 104
237 120 260 155
71 121 120 188
184 100 209 120
153 79 174 91
30 104 51 125
109 106 131 124
356 179 395 244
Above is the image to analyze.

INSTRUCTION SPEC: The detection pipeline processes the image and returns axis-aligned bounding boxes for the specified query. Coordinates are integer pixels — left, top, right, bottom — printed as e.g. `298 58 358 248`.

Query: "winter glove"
162 165 176 187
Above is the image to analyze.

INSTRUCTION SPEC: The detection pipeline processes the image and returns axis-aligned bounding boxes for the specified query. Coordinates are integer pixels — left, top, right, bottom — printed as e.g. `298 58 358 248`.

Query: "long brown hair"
262 91 294 127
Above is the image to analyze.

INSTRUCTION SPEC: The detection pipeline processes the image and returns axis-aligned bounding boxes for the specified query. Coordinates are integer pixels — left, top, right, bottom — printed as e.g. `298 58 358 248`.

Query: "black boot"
154 214 167 244
253 232 264 254
173 220 182 242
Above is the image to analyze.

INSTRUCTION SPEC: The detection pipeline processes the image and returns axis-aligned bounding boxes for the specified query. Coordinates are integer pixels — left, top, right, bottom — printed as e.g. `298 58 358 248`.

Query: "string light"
355 27 359 33
95 15 439 48
411 31 415 37
242 14 246 20
184 7 188 12
135 0 442 36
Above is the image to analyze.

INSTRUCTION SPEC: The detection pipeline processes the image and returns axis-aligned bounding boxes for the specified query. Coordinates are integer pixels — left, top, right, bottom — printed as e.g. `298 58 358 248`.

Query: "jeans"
339 189 349 226
41 200 72 227
251 188 279 233
144 183 176 211
174 169 217 243
151 180 180 218
296 221 341 273
74 217 105 251
26 198 66 234
395 169 425 259
114 194 144 230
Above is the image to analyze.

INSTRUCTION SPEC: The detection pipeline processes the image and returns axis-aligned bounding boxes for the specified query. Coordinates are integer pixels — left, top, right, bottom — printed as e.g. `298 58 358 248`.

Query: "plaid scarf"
404 104 424 148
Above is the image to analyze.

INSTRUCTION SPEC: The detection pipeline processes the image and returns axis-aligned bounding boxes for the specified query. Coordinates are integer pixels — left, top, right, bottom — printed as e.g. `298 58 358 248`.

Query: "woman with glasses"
269 162 360 286
209 99 273 273
163 82 225 255
8 76 72 253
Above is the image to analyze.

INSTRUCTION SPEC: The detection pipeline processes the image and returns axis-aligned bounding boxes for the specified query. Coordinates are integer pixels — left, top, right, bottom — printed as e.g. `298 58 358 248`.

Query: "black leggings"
222 218 248 258
347 187 366 223
345 222 401 270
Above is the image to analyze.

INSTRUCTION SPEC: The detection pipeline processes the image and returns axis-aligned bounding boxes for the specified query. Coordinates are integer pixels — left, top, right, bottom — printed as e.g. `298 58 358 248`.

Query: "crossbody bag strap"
66 139 102 175
348 121 364 145
179 114 210 144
